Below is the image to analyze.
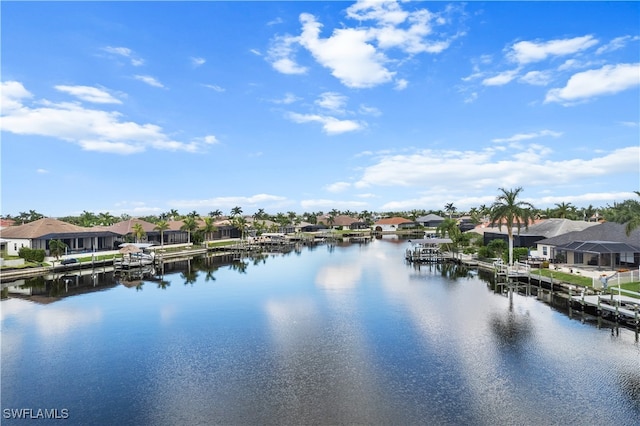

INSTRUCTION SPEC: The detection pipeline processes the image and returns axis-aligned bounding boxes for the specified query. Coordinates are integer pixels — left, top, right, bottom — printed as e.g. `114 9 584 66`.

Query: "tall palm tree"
444 203 457 218
489 187 535 265
201 217 217 242
606 191 640 236
132 223 146 243
436 218 461 254
230 206 243 217
231 215 248 240
154 220 170 247
208 209 222 219
180 217 198 244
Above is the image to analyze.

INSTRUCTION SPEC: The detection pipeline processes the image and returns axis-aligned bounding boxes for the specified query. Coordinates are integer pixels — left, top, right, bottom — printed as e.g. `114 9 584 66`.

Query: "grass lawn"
530 268 593 287
608 282 640 299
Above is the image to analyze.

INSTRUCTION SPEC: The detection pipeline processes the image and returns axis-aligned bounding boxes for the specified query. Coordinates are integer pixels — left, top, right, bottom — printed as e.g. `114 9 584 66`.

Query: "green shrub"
18 247 45 263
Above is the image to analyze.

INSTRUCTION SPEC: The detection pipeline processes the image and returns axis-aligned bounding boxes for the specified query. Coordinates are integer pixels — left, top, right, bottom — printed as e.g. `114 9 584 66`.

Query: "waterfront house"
415 214 445 228
534 221 640 269
107 218 159 244
481 218 598 249
0 217 120 256
373 217 416 232
317 215 365 230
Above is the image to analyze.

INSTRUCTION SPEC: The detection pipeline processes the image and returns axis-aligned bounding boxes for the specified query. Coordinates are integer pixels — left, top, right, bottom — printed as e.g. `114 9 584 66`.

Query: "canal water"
1 237 639 425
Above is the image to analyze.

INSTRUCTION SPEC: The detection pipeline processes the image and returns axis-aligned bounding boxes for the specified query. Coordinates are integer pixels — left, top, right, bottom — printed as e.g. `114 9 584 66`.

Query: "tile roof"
374 217 413 225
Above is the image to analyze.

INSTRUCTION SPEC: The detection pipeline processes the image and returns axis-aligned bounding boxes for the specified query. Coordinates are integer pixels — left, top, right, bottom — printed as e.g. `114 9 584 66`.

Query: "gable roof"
537 222 640 246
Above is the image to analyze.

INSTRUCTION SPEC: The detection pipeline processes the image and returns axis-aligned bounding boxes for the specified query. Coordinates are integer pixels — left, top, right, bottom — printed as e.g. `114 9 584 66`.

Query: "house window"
543 246 547 256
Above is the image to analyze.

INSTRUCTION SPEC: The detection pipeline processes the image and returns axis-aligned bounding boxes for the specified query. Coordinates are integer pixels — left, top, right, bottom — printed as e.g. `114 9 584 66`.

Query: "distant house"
318 215 366 230
373 217 416 232
299 223 328 233
535 222 640 269
415 214 445 228
107 218 159 245
457 216 477 232
0 217 119 256
482 218 599 250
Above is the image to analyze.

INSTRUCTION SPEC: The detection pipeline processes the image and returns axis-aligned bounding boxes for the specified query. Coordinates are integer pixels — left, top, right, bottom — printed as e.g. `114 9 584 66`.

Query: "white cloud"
394 79 408 90
352 145 639 194
545 63 640 104
345 0 409 26
286 112 363 135
325 182 351 193
36 168 48 174
267 35 308 74
492 129 562 144
169 194 289 210
191 56 206 67
300 199 367 211
315 92 348 113
519 70 553 86
54 85 122 104
507 35 599 65
359 104 382 116
298 13 395 88
0 81 214 155
102 46 144 66
272 93 300 104
134 75 165 88
203 84 225 92
595 35 640 55
482 68 520 86
268 1 459 89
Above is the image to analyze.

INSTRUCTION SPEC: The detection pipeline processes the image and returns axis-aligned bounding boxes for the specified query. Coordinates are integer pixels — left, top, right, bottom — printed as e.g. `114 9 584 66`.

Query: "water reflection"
1 239 639 425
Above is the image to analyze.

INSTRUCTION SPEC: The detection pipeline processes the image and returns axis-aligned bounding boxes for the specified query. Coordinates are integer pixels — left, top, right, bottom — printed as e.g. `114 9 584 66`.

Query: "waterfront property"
1 237 638 425
535 222 640 269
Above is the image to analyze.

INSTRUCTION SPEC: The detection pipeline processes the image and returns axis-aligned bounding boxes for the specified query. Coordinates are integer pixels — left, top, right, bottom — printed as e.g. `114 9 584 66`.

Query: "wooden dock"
570 292 640 325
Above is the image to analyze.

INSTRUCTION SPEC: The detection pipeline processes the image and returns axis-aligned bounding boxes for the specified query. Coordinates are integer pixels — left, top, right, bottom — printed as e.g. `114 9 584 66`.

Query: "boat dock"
570 291 640 326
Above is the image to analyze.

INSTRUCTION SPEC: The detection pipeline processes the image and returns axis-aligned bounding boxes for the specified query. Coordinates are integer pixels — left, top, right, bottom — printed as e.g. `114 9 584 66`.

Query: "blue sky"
1 1 639 218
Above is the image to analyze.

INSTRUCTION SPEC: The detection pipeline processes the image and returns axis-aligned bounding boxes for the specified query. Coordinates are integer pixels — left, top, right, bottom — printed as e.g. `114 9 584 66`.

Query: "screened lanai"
555 240 640 270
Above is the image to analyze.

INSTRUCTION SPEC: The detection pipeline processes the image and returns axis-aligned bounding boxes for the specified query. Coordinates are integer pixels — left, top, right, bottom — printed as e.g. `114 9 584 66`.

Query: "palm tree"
231 215 248 240
180 217 198 244
606 191 640 236
553 202 576 219
436 218 461 255
230 206 243 217
444 203 456 219
28 210 44 222
98 211 117 226
154 220 170 247
208 209 222 219
49 239 68 259
489 187 535 266
132 223 146 243
201 217 217 242
168 209 180 221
